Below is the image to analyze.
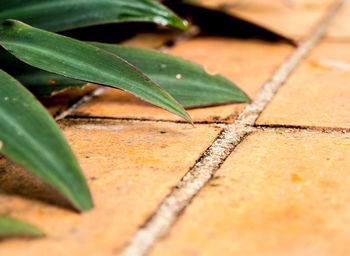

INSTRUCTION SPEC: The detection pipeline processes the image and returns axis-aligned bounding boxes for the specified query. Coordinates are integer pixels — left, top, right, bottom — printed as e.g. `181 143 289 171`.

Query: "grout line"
62 116 224 130
255 124 350 133
66 115 234 125
54 87 106 121
65 116 350 133
116 1 345 256
256 125 350 135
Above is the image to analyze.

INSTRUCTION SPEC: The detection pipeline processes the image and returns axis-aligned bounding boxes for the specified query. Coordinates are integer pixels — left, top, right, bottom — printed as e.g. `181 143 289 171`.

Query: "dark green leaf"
0 20 191 122
0 69 93 211
93 43 250 107
0 0 187 31
1 42 249 107
0 48 86 94
0 216 44 237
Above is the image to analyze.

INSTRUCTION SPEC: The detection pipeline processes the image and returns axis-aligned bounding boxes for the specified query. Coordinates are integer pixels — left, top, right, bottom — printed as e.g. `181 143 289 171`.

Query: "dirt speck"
291 173 302 182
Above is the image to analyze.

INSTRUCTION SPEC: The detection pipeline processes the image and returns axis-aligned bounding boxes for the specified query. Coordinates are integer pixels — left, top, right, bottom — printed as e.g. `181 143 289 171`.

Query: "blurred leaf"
0 216 44 237
0 69 93 211
0 20 191 122
163 0 296 45
0 0 188 31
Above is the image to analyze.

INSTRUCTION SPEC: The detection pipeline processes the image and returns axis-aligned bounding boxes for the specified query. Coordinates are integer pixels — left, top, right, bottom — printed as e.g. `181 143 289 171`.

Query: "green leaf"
1 43 249 107
0 69 93 211
0 216 44 237
0 48 86 95
0 20 191 122
0 0 187 32
93 43 250 107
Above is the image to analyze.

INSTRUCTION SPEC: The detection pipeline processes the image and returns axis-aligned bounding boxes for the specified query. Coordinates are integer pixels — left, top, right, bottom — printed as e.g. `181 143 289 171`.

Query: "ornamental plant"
0 0 250 236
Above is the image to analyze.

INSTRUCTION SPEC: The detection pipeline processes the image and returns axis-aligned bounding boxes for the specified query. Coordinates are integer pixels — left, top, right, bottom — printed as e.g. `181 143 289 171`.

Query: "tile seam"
256 126 349 136
63 117 350 133
116 1 346 256
65 115 234 125
255 124 350 133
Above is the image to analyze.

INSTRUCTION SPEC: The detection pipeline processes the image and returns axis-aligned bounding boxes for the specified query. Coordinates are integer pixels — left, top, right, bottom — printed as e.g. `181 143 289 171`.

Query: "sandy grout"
116 1 346 256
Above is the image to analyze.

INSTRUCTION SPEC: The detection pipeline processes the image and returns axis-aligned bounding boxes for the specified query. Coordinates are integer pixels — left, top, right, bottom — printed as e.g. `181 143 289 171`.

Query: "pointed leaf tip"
0 216 44 237
0 69 93 212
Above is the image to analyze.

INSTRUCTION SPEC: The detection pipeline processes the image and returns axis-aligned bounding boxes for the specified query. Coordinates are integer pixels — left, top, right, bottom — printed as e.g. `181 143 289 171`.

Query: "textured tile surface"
0 119 221 256
150 130 350 256
256 41 350 130
72 37 292 123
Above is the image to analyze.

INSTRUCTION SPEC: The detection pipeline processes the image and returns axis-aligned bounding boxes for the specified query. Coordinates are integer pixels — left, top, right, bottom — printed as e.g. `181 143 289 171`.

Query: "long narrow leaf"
0 69 93 211
94 43 250 107
7 43 250 107
0 216 44 237
0 20 191 122
0 0 187 31
0 48 86 94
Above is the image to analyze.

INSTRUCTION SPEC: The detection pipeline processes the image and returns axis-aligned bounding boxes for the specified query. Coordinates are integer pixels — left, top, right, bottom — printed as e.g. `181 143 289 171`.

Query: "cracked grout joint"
116 1 346 255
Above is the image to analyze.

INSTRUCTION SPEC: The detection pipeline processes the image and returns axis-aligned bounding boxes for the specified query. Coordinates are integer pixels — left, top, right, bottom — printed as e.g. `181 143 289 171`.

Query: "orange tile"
72 37 292 123
257 41 350 130
326 1 350 39
191 0 336 40
0 119 221 255
151 130 350 256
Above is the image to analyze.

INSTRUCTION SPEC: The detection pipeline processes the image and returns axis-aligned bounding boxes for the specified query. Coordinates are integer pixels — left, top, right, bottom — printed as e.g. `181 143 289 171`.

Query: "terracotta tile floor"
1 0 349 255
151 130 350 256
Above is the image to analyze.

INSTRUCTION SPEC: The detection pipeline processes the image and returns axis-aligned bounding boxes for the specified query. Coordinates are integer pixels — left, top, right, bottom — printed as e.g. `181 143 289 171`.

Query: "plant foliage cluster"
0 0 254 236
